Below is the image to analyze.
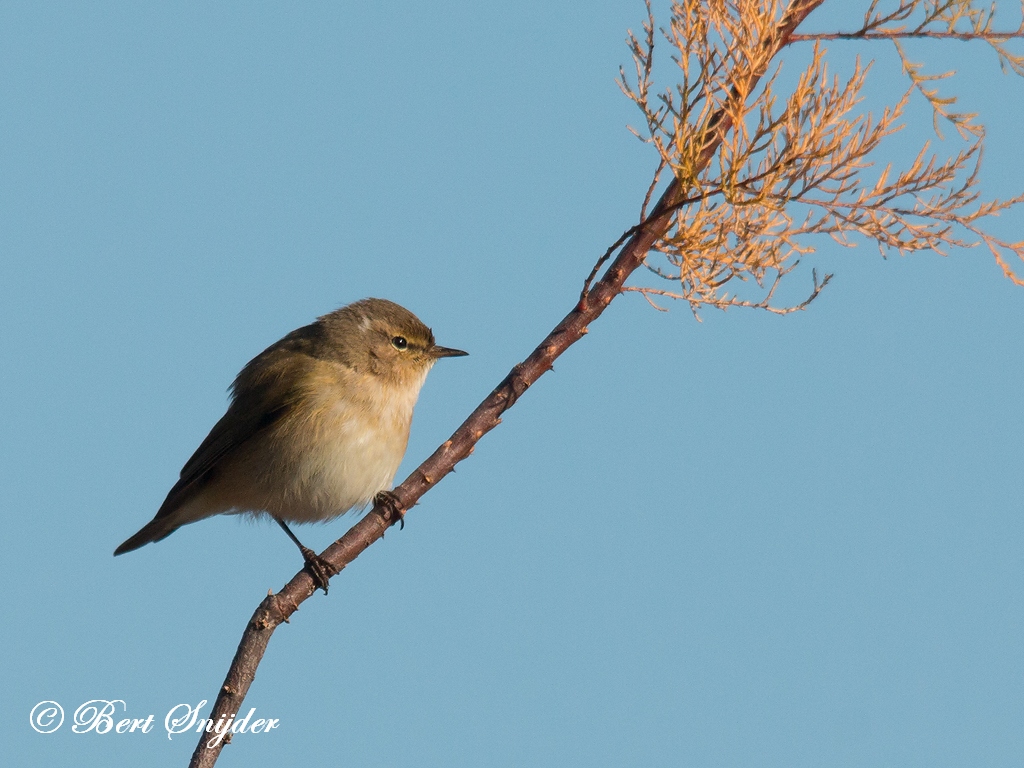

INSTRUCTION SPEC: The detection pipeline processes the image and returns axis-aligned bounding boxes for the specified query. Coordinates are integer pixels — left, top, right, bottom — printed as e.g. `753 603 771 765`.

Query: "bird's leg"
374 490 406 530
275 518 334 594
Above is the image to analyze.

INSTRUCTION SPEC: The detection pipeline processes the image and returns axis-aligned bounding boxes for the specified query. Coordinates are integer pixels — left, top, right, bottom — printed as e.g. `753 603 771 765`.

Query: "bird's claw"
375 490 406 530
299 546 334 594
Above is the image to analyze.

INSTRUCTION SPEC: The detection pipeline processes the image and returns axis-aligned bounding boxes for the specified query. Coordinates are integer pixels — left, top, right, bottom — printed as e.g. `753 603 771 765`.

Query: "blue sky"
3 2 1023 766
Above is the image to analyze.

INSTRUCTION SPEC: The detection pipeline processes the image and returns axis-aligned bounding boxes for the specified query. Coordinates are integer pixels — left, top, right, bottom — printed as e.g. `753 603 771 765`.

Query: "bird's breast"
264 367 424 523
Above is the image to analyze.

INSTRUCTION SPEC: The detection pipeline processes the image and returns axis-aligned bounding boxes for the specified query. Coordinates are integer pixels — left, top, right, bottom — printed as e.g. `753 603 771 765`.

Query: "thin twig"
579 188 716 308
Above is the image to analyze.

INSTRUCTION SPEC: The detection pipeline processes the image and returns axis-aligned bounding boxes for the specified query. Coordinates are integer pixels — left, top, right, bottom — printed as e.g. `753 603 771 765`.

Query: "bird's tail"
113 517 178 556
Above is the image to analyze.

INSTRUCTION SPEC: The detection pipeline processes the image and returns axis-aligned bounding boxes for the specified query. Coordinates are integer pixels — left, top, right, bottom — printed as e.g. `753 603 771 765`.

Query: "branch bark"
790 30 1024 41
187 3 824 765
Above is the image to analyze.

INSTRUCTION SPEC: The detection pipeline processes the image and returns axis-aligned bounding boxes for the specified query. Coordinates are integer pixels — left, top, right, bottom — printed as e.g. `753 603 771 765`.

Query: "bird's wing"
153 327 322 519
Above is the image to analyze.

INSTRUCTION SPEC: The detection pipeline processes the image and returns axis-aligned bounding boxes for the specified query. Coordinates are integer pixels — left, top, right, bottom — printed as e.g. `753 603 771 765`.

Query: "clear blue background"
2 2 1022 766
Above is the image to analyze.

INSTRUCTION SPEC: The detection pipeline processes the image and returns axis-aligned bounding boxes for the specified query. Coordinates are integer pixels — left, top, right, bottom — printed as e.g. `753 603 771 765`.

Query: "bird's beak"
432 345 469 358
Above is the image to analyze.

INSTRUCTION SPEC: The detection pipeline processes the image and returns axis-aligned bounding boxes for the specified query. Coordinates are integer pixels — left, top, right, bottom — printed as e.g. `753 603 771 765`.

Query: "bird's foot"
375 490 406 530
298 546 335 594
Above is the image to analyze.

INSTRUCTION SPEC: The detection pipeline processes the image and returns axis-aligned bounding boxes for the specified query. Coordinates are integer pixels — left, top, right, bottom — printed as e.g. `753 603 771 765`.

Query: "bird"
114 297 467 591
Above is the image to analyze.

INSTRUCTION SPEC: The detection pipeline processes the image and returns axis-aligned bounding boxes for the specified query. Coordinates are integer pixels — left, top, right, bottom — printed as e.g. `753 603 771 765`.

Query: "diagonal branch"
187 2 825 765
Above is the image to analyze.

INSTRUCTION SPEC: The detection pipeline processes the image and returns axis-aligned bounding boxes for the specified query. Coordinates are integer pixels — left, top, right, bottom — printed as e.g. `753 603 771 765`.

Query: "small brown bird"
114 298 467 591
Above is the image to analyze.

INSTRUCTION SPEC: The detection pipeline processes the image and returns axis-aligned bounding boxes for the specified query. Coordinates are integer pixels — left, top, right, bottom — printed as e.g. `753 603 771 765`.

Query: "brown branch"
187 2 825 765
790 29 1024 41
579 187 726 303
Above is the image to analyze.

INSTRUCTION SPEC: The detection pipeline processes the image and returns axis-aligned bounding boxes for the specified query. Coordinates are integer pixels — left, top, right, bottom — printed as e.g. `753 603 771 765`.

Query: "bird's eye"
391 336 408 350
